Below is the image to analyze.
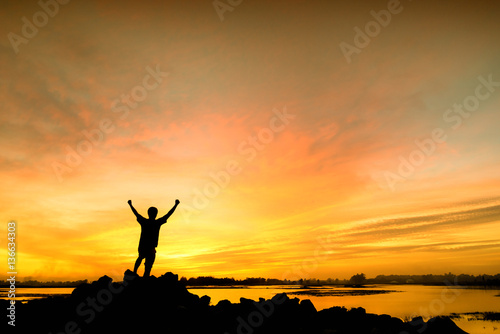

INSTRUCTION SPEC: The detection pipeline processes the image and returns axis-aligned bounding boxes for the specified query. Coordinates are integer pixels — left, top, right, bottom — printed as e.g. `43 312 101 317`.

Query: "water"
0 287 74 301
2 285 498 333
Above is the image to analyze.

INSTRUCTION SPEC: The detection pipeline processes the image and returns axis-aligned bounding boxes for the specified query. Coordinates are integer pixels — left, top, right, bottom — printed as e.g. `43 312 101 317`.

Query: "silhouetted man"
128 199 180 277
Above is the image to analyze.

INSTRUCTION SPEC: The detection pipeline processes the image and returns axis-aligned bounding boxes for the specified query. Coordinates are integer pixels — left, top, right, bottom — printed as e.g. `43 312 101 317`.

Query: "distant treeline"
181 276 283 286
369 273 500 285
0 279 88 287
181 272 500 286
2 273 499 287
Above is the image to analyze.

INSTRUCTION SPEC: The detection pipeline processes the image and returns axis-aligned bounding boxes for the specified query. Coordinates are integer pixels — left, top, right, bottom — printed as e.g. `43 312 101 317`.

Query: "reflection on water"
0 287 74 301
2 285 498 333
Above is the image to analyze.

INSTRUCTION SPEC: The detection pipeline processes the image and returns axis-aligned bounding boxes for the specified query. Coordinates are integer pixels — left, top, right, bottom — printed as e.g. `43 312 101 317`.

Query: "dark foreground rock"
3 271 468 334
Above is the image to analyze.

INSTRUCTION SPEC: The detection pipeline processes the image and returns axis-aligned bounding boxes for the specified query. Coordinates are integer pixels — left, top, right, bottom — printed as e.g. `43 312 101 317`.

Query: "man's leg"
143 250 156 277
134 255 144 274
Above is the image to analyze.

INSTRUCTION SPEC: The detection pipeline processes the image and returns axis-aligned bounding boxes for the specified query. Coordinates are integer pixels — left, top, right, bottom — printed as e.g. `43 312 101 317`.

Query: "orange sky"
1 0 500 282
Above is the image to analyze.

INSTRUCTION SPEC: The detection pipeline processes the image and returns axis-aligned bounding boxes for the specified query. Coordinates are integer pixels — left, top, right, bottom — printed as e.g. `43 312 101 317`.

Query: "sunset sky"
1 0 499 282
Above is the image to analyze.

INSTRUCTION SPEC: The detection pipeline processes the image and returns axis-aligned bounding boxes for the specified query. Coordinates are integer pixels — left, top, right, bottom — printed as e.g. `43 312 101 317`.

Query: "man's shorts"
138 247 156 265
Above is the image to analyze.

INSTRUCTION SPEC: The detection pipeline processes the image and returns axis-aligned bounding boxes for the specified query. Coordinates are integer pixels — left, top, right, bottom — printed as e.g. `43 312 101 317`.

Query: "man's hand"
175 199 180 205
128 200 141 219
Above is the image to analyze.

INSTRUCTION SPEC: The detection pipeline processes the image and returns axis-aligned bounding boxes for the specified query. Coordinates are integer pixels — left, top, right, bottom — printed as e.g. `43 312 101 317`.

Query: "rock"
200 295 211 307
299 299 317 315
423 316 468 334
159 271 178 283
123 269 139 280
240 297 255 306
96 275 112 286
216 299 232 308
272 292 289 304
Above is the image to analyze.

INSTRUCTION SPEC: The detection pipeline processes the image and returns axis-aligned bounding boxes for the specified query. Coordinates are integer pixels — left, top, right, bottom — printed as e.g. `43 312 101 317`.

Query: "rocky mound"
3 270 468 334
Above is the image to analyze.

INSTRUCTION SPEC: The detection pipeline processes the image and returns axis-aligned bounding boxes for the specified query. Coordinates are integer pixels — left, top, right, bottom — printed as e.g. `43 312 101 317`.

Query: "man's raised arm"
160 199 180 222
128 200 142 219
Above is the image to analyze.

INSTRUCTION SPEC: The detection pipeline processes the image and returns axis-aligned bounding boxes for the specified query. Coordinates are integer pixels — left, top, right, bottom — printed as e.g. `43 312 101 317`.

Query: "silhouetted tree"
350 273 366 285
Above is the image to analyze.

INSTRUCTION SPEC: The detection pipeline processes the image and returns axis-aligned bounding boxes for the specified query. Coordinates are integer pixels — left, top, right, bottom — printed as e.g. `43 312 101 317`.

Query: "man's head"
148 207 158 219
